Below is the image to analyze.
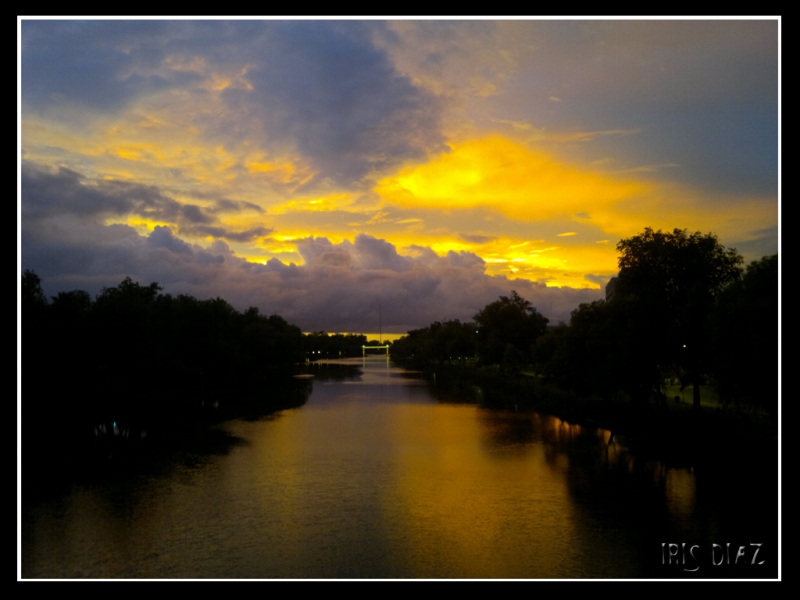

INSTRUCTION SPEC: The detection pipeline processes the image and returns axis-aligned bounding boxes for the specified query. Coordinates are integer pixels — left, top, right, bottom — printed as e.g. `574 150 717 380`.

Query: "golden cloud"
376 136 649 224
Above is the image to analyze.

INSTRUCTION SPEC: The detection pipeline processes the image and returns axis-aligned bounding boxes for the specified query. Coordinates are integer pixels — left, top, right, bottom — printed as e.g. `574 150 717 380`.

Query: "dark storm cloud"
23 161 183 221
207 198 264 214
22 162 129 219
22 161 213 226
180 203 212 224
22 21 445 186
146 225 226 263
234 21 445 185
21 161 271 244
186 225 272 243
21 20 197 112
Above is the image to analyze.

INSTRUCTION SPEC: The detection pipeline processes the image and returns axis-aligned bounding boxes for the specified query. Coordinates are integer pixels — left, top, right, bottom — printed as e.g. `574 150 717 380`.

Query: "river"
21 357 778 579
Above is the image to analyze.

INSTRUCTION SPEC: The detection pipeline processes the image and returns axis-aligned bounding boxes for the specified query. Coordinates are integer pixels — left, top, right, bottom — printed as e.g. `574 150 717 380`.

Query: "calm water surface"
22 358 777 578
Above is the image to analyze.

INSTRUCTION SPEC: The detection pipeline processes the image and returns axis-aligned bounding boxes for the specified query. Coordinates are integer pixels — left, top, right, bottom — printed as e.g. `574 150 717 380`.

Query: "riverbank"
22 374 315 502
23 361 371 503
415 365 778 475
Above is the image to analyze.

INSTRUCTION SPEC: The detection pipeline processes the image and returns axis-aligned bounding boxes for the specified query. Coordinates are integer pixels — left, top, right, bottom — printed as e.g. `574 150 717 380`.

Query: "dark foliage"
304 331 369 359
615 228 744 411
474 291 549 373
532 229 775 417
21 273 308 483
534 295 664 404
391 319 477 368
713 254 778 417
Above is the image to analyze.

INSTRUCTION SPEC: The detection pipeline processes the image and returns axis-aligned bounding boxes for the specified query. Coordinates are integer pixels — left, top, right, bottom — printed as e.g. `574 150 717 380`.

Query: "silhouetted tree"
474 291 548 374
22 272 312 486
535 296 663 403
616 228 743 412
713 254 778 417
21 270 51 400
390 327 429 365
51 289 92 319
49 289 94 394
502 343 527 378
22 269 47 310
391 320 476 368
442 320 478 368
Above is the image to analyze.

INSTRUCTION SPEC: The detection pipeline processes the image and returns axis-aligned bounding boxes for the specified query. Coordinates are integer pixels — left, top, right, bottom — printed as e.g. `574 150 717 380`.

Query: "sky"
18 18 779 332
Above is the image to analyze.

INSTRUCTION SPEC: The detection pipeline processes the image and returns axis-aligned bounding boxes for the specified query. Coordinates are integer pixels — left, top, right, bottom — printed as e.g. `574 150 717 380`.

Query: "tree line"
391 228 778 419
304 331 387 358
21 273 320 481
23 273 308 419
390 291 548 376
21 272 410 435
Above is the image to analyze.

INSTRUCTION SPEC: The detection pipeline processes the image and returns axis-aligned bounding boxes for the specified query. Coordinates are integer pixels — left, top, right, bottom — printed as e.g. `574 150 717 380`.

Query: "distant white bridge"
362 345 390 358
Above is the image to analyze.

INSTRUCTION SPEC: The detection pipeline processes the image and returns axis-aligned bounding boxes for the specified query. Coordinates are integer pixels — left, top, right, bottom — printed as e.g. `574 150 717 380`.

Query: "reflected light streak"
389 404 578 578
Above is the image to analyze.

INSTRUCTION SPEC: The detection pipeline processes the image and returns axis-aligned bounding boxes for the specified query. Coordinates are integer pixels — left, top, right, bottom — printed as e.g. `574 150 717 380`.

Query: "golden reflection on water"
388 404 576 577
216 365 698 577
663 468 697 526
23 359 709 579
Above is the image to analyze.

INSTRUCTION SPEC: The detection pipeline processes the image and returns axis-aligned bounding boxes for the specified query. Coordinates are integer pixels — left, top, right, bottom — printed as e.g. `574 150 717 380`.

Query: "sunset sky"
19 18 779 332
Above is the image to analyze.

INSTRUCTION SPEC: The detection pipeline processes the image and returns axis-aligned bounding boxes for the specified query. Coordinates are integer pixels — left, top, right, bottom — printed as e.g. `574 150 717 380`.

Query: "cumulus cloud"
147 225 193 255
23 182 601 331
445 250 486 269
295 237 354 269
22 155 601 325
351 234 413 271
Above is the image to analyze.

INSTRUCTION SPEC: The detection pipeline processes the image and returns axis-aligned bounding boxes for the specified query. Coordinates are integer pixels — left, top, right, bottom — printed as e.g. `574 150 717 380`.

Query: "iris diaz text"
662 543 765 572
